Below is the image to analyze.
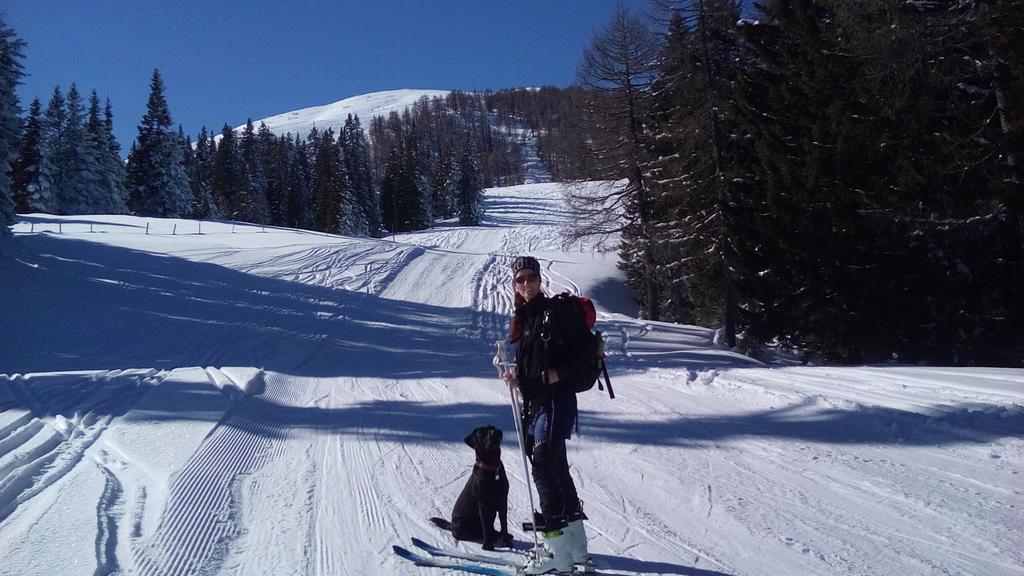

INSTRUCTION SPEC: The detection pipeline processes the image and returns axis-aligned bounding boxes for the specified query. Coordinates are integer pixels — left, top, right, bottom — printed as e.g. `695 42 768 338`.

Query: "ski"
411 537 522 567
393 545 518 576
409 537 597 575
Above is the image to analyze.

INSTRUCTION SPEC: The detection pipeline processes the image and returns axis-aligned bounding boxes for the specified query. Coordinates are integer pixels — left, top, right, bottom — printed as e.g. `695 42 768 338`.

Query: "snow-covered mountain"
236 88 451 139
1 182 1022 576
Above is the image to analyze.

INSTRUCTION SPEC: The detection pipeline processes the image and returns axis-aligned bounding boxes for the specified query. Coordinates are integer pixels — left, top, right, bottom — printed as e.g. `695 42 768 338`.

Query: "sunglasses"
514 273 539 285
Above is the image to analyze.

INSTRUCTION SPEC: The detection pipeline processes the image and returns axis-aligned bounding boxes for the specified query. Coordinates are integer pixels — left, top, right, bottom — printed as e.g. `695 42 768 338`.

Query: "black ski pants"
532 436 579 529
530 403 580 530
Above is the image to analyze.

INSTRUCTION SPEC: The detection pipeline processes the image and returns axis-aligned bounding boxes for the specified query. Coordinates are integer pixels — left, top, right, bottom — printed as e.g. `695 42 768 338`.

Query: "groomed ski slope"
1 182 1022 576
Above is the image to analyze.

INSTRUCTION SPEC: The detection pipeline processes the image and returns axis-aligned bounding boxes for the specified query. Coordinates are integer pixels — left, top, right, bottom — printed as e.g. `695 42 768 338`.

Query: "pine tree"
431 140 456 220
312 128 343 233
34 86 66 214
339 114 372 233
258 123 286 226
189 127 216 218
239 119 268 223
644 0 744 339
407 112 432 228
378 112 420 235
457 140 484 225
0 16 25 231
570 4 660 318
640 10 699 324
404 111 432 230
56 84 105 214
213 123 242 218
368 115 390 193
380 144 403 235
11 97 41 213
125 69 189 217
178 125 196 216
87 92 126 213
286 133 312 229
104 99 126 212
342 114 378 236
326 124 357 236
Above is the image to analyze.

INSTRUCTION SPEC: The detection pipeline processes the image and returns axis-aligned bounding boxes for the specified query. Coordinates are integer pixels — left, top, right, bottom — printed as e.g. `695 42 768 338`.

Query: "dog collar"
475 460 500 472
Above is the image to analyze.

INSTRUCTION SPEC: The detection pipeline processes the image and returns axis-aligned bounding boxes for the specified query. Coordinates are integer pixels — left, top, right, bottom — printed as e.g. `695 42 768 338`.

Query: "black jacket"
513 293 584 409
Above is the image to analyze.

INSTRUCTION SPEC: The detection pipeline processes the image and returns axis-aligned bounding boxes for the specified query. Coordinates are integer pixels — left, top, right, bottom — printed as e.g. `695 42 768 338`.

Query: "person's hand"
502 372 519 390
545 369 560 384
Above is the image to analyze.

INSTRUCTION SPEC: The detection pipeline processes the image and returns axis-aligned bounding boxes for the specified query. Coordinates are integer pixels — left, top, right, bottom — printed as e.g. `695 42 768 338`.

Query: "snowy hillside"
235 89 450 139
1 183 1022 576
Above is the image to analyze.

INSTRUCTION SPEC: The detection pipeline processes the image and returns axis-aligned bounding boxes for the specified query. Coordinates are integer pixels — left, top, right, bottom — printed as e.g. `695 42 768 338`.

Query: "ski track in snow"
0 371 160 525
2 179 1023 576
128 369 293 575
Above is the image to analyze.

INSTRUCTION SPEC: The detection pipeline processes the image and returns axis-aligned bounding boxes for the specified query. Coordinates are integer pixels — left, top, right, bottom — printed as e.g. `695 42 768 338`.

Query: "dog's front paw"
498 532 514 548
481 540 496 552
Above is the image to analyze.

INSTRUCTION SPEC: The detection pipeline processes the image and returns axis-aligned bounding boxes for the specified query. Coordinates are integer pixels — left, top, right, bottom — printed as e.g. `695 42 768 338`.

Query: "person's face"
514 270 541 301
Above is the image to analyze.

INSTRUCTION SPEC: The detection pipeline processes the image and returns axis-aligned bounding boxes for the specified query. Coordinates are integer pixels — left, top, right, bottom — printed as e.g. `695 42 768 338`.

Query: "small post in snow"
198 221 202 235
30 222 34 233
173 223 177 235
146 222 150 235
90 223 94 233
59 222 63 234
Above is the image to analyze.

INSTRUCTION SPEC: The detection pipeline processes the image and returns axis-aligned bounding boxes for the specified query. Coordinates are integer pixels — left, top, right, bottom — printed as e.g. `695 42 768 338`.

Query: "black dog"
430 425 513 550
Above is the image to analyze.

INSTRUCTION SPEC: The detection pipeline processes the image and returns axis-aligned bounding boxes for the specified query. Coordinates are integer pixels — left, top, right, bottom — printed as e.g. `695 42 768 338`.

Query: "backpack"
545 292 614 398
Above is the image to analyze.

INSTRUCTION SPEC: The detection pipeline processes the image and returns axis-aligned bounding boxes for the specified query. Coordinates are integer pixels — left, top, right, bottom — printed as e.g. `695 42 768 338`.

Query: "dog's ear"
464 431 477 448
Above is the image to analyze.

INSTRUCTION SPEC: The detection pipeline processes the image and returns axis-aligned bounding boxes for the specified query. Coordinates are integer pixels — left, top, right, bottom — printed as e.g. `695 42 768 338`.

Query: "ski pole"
510 384 539 550
494 341 539 550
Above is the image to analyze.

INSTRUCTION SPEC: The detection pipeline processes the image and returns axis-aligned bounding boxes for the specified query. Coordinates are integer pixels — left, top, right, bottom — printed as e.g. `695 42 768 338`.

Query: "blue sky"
6 1 649 152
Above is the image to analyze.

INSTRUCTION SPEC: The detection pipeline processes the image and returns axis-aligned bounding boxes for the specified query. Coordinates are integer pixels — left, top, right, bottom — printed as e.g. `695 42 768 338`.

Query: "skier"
502 256 589 575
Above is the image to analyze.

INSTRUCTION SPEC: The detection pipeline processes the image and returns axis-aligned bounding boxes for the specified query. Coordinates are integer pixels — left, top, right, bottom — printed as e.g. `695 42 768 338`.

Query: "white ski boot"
521 529 573 575
564 518 592 571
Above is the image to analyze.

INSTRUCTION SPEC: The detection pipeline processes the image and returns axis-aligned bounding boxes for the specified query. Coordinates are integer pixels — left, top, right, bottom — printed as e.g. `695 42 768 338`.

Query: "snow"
230 89 452 140
1 182 1022 576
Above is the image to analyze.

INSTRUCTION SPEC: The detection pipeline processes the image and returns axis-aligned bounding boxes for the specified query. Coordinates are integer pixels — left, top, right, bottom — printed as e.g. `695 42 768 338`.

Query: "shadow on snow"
1 234 504 378
124 394 1022 448
591 554 734 576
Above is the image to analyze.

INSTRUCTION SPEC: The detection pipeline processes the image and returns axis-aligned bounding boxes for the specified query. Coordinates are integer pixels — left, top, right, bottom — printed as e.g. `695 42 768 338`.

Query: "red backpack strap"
578 297 597 329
